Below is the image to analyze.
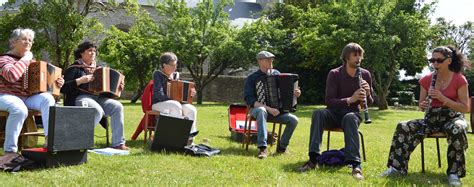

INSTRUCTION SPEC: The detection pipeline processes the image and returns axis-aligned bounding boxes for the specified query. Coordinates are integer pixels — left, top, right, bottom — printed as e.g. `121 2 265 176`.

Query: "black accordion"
255 73 299 113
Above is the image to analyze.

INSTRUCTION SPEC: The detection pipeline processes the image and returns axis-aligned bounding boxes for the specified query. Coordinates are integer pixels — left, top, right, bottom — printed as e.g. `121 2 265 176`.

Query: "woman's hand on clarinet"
419 99 429 111
428 88 447 103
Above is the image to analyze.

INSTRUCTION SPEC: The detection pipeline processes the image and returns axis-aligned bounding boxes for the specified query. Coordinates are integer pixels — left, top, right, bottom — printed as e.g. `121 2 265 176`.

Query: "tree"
352 0 432 109
99 2 162 103
155 0 254 104
0 0 107 69
430 18 473 54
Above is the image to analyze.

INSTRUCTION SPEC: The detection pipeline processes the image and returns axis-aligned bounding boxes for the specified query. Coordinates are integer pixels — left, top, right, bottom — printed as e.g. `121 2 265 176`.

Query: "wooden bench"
0 110 45 149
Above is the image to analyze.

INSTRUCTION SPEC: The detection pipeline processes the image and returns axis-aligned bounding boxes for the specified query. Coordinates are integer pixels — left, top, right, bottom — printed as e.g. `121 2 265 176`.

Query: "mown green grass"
1 102 473 186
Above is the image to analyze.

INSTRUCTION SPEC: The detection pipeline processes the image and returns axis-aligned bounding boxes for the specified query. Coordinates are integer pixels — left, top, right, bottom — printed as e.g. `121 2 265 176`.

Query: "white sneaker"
380 166 403 177
448 174 461 186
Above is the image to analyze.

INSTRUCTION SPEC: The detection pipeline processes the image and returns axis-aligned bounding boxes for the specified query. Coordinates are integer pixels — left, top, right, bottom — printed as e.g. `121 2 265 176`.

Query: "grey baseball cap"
256 51 275 60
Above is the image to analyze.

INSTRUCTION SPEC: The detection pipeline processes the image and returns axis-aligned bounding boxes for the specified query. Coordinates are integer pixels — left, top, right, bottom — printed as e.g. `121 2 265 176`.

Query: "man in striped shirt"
0 28 64 155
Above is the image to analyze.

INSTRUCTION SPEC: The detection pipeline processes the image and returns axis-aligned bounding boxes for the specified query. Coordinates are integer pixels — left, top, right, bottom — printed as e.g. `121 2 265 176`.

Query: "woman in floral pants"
382 45 470 186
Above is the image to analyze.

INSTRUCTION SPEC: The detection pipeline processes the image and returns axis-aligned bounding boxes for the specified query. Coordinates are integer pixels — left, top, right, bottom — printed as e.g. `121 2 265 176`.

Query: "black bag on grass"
317 149 345 166
0 153 39 172
184 144 220 157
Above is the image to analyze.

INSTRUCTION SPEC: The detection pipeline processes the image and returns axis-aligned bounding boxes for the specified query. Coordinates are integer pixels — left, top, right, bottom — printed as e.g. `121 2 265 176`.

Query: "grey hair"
159 52 178 68
9 28 35 49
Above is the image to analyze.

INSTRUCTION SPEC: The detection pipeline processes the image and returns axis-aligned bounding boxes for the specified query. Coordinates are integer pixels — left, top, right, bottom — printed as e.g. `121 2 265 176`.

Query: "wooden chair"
242 106 283 151
325 127 366 161
143 110 160 144
0 110 44 149
420 131 447 173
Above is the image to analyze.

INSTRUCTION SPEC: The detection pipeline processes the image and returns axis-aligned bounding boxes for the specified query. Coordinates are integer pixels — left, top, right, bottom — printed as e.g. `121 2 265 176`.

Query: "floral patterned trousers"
386 108 468 177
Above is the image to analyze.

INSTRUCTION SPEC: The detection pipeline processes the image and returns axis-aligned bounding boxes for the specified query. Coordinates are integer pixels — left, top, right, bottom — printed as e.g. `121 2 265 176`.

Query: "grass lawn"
1 102 473 185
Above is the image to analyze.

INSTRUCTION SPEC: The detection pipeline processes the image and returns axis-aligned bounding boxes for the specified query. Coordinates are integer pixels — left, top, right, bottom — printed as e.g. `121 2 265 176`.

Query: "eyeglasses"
428 57 449 64
165 63 177 67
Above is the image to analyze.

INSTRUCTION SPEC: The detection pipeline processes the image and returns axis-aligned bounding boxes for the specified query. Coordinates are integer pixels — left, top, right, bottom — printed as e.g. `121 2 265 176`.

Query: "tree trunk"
378 91 389 110
130 84 147 103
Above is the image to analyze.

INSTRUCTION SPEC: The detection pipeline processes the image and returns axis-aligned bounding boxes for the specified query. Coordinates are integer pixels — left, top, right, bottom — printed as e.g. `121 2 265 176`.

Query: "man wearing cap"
243 50 301 159
297 43 373 180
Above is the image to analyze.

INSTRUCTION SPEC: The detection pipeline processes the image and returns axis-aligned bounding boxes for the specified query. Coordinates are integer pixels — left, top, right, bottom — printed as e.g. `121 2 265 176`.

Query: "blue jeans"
75 94 126 147
0 93 56 152
250 107 298 149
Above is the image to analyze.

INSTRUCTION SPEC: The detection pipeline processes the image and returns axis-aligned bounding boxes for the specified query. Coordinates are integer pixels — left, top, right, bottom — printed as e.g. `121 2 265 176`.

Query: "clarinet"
416 70 438 137
356 66 372 124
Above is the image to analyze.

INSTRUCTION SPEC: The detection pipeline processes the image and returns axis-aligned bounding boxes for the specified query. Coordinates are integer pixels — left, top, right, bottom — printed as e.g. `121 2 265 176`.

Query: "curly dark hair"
74 41 97 60
432 45 471 73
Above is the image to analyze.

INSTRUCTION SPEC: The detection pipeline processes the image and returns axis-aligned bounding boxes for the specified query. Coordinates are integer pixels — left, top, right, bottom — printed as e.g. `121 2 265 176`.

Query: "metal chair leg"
358 131 366 162
436 138 441 168
421 139 425 173
327 131 331 151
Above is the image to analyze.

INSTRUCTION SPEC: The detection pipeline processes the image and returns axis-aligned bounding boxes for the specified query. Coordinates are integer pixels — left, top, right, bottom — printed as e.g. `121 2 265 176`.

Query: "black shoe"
297 160 318 172
275 146 287 155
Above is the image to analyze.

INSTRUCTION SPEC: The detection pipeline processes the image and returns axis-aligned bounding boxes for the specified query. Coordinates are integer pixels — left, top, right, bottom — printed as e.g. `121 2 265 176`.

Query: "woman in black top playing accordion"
61 41 128 150
151 52 198 145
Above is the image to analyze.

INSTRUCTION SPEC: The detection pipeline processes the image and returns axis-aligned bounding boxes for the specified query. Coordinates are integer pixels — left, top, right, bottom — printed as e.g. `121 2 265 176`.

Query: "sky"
424 0 474 25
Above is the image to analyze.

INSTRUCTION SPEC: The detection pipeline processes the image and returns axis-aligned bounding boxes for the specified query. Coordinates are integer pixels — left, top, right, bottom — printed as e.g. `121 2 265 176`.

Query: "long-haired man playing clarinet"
297 43 373 180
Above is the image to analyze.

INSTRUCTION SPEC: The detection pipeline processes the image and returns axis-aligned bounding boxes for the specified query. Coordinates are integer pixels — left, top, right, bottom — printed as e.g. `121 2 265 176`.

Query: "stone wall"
201 75 246 104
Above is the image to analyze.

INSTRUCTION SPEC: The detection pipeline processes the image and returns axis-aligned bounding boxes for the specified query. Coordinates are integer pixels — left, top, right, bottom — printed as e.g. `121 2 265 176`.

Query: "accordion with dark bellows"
22 60 62 97
87 67 125 98
167 80 194 104
255 73 299 113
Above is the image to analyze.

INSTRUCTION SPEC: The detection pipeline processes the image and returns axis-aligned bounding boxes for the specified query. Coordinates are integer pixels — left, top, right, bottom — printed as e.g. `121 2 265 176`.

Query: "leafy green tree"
430 18 473 53
99 2 162 102
352 0 432 109
155 0 254 104
0 0 106 69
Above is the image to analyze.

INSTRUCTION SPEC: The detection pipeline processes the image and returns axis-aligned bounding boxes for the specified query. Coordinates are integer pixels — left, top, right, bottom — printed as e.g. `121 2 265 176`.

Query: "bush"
397 91 415 105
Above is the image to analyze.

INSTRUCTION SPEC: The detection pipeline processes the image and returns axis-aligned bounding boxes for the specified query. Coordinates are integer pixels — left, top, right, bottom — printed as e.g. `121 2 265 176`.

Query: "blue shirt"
152 70 170 104
244 69 280 107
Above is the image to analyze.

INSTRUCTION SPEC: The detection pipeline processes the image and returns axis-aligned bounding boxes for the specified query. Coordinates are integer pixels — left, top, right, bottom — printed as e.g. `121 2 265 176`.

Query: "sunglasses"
428 57 449 64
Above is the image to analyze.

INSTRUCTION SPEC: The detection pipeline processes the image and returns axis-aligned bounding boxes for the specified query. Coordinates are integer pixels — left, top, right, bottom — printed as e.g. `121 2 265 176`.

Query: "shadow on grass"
383 171 447 185
281 161 348 173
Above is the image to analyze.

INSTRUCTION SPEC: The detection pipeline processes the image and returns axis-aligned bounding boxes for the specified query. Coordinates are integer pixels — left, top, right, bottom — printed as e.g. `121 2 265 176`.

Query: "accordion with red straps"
22 60 62 97
255 73 299 113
